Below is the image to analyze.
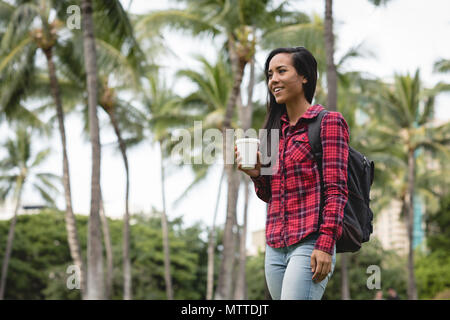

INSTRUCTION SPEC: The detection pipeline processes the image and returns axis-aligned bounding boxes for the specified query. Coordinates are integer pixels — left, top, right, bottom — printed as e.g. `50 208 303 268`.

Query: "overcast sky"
1 0 450 248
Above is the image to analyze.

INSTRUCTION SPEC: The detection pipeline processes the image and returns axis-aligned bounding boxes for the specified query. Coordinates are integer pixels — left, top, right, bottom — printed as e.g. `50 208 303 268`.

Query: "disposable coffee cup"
235 138 260 169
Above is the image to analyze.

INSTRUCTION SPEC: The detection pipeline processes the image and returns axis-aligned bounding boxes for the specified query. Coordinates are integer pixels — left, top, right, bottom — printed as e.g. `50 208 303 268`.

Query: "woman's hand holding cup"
235 144 262 178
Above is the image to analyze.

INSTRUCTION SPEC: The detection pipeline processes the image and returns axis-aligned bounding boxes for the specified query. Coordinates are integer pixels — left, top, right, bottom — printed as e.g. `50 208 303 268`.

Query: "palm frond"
433 58 450 73
135 9 220 39
95 38 140 87
0 2 40 52
35 173 61 194
0 1 15 27
0 36 33 73
0 41 38 120
30 148 51 168
33 182 57 207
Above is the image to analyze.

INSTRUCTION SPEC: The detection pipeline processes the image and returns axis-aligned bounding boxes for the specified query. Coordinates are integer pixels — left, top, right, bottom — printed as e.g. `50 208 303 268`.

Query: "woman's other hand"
310 249 332 283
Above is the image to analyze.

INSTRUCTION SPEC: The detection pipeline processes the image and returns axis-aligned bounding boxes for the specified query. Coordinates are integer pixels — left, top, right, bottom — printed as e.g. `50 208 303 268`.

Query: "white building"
248 229 265 256
372 200 409 256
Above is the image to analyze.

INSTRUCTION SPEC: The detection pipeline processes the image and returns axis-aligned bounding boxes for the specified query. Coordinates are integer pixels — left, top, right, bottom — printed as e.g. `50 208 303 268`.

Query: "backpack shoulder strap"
307 109 328 219
307 109 329 160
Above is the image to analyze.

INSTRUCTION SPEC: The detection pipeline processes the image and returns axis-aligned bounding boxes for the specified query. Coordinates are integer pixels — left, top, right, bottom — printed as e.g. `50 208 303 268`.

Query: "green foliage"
0 210 80 299
415 249 450 299
0 209 215 299
425 193 450 253
246 249 266 300
323 239 408 300
415 192 450 299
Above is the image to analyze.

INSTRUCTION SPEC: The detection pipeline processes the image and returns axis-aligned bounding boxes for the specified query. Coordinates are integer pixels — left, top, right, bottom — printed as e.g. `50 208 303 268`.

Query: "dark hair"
260 47 318 158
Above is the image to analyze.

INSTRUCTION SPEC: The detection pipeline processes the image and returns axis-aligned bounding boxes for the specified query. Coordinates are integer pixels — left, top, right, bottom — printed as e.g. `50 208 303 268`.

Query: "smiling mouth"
274 88 283 95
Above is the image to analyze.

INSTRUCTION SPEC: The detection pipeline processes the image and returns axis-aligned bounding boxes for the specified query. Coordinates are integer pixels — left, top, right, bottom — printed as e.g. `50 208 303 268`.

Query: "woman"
235 47 349 300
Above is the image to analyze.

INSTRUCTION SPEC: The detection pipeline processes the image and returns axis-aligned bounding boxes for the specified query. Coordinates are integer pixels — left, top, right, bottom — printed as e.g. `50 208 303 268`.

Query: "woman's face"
267 53 307 105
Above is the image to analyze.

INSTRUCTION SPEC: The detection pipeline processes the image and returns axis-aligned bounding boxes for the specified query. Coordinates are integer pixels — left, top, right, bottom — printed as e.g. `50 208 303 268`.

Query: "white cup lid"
235 138 260 144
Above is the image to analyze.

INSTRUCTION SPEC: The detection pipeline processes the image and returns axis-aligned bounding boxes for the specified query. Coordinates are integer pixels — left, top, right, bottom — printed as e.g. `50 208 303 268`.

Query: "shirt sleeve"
314 112 349 255
250 174 271 203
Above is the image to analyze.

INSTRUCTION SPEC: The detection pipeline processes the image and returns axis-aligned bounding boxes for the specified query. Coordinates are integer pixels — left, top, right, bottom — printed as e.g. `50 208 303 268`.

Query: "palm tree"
93 11 145 298
137 71 189 300
98 79 142 300
323 0 342 298
234 44 256 299
56 8 145 298
322 0 391 299
81 0 104 300
0 126 60 299
374 70 450 299
39 34 137 301
61 0 145 301
332 71 393 300
137 63 235 299
173 50 266 299
324 0 337 111
98 189 113 299
323 0 391 111
0 0 87 297
174 52 232 299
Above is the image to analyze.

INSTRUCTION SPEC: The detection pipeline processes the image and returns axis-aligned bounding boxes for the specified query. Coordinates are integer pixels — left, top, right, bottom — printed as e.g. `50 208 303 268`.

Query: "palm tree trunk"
43 48 86 298
99 190 113 300
216 167 240 300
82 0 104 300
340 253 351 300
206 168 225 300
264 202 271 300
324 0 337 111
234 176 250 299
406 148 418 299
222 36 246 130
234 53 255 300
325 1 346 299
159 141 174 300
215 36 247 300
0 176 24 300
107 109 132 300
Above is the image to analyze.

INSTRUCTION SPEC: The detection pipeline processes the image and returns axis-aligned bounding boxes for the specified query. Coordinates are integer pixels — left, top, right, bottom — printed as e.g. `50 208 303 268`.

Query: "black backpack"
308 109 375 253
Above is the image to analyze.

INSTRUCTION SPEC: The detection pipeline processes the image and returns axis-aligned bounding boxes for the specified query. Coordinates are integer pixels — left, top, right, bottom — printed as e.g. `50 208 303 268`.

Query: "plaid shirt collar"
280 104 324 127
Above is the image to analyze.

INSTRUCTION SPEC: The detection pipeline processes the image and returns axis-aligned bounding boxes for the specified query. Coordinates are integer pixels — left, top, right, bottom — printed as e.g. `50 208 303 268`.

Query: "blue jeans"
264 233 337 300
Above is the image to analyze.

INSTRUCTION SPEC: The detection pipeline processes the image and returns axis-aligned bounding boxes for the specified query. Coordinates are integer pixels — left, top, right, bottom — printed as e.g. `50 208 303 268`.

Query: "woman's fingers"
315 263 330 283
312 261 323 283
235 145 260 178
311 250 332 283
310 253 317 273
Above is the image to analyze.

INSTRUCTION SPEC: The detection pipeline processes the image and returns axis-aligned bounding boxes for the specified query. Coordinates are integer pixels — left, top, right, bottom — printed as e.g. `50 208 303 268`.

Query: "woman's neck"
285 96 311 126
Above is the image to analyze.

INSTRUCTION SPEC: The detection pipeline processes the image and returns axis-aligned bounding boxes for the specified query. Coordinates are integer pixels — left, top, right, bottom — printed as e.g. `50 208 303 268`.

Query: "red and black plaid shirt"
251 104 349 255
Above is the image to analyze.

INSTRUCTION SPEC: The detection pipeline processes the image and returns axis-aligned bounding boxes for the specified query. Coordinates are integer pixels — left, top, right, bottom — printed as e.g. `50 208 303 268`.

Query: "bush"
433 289 450 300
0 209 211 299
415 249 450 299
